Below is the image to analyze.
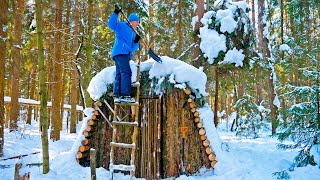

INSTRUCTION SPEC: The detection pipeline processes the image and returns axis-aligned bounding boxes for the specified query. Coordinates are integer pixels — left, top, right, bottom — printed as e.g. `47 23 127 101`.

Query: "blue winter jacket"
108 12 139 59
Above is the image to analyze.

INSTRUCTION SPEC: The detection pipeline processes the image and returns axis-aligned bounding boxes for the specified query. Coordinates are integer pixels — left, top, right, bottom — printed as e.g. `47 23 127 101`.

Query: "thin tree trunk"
258 0 278 134
27 67 37 124
149 0 155 50
61 0 71 130
0 0 9 157
70 0 80 133
192 0 204 68
84 0 93 108
177 0 183 56
51 0 64 141
10 0 24 131
214 68 219 127
252 0 262 105
35 0 50 173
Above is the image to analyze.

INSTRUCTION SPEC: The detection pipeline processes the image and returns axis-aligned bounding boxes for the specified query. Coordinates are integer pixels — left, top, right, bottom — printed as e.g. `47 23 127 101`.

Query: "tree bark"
149 0 155 50
35 0 50 173
27 67 37 124
10 0 24 131
192 0 205 68
70 0 80 133
84 0 93 108
0 0 9 157
177 0 183 56
214 68 219 127
51 0 64 140
61 0 71 130
258 0 278 134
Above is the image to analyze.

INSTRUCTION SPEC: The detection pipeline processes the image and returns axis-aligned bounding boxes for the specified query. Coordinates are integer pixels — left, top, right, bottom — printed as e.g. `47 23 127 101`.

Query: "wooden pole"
90 148 96 180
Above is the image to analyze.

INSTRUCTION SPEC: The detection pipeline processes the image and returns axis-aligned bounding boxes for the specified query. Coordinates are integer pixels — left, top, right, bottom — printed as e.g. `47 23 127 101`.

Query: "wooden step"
114 102 139 106
112 121 138 126
109 164 135 171
110 142 136 148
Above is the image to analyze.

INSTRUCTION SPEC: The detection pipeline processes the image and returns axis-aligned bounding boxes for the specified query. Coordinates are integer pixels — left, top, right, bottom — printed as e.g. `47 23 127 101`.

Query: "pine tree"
275 0 320 171
35 0 50 173
0 0 9 157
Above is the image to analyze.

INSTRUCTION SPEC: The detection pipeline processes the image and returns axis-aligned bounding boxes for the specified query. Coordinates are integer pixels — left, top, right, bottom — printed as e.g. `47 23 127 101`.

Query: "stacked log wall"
77 88 216 178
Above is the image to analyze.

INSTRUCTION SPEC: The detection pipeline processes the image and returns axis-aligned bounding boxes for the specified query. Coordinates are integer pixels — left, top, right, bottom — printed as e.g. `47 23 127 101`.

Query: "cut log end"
197 122 203 129
77 151 88 158
189 102 196 109
208 153 216 161
97 101 103 107
79 145 90 152
200 135 206 141
203 139 210 147
211 160 217 168
199 128 206 136
83 131 91 138
184 88 191 95
205 147 212 155
88 120 95 126
94 110 99 116
187 98 193 103
86 125 94 132
81 139 90 146
194 111 199 117
194 117 200 123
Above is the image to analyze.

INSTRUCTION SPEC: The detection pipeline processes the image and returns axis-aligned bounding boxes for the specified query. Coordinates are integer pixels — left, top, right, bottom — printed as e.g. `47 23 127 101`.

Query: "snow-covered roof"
87 56 208 100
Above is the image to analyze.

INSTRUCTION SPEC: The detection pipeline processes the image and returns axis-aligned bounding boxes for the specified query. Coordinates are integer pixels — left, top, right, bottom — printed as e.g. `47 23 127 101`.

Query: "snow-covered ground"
1 116 319 180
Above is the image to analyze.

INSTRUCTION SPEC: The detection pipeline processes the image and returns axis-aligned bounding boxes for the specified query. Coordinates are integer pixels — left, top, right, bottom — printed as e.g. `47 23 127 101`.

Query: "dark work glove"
134 35 140 43
114 5 122 14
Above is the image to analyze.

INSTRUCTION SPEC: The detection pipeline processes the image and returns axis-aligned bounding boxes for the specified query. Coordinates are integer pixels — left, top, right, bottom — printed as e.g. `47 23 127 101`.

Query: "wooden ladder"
109 62 141 180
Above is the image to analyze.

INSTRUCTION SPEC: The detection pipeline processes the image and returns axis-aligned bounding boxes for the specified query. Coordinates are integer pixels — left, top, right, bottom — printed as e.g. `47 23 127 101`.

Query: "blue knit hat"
128 13 140 22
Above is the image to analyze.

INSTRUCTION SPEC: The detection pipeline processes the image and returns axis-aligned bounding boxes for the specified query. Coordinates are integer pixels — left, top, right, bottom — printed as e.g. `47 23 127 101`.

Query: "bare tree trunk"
258 0 278 134
84 0 93 108
10 0 24 131
251 0 262 105
149 0 155 50
214 68 219 127
192 0 204 68
35 0 50 173
0 0 9 157
70 0 80 133
61 0 71 130
177 0 183 56
51 0 64 141
27 67 37 124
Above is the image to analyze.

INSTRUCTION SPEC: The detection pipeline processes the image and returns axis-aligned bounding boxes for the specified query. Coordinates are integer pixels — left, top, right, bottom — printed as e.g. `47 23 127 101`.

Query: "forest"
0 0 319 179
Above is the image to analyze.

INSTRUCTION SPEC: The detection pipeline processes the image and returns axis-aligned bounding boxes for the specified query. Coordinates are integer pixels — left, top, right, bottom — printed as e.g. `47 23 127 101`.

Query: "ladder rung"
110 142 136 148
112 121 138 126
114 102 139 106
110 164 135 171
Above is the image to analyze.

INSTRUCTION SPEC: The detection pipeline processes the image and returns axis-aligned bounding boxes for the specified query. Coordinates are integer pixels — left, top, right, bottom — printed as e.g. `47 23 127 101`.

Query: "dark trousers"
113 54 131 96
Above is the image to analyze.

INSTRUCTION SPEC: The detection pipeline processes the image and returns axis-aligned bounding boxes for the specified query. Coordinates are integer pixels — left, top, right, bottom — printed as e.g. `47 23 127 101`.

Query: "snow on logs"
76 102 102 163
184 88 217 169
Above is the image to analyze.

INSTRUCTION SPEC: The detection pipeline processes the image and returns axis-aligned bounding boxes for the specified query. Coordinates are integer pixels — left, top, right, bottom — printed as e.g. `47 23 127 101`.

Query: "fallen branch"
0 152 40 161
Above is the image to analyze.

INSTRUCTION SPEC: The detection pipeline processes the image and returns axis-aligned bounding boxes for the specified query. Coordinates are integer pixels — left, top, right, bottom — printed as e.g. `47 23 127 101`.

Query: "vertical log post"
90 148 96 180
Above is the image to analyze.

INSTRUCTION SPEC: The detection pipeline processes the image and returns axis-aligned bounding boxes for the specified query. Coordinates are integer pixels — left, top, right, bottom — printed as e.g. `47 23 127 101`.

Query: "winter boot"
120 96 135 103
114 96 121 103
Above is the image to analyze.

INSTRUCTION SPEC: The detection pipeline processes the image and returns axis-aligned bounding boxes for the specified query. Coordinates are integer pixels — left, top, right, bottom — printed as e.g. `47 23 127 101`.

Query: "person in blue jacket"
108 5 140 103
